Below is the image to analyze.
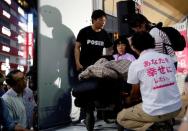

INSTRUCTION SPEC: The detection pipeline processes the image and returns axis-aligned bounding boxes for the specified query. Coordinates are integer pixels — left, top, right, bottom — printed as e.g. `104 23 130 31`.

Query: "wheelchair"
72 77 131 131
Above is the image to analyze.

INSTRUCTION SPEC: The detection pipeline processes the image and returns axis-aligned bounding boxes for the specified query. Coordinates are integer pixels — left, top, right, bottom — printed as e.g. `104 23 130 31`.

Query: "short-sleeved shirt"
76 26 112 68
2 89 27 128
127 49 181 116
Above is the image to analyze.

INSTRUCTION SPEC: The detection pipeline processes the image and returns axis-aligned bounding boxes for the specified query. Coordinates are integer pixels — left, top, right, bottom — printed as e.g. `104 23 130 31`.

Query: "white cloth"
127 49 181 116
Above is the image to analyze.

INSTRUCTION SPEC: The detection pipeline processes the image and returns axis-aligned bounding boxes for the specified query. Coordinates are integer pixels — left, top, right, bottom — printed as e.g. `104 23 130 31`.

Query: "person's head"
128 13 151 32
114 37 129 55
91 9 107 29
131 32 155 54
6 70 26 94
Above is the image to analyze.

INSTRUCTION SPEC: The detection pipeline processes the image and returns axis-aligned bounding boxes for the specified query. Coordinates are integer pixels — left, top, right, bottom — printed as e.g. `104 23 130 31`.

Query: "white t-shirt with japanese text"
127 49 181 116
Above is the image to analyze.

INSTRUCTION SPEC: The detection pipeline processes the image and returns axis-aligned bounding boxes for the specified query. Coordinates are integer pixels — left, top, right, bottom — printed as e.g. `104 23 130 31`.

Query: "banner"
173 19 188 74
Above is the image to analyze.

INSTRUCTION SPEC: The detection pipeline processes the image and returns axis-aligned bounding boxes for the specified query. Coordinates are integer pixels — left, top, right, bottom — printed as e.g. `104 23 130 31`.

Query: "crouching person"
117 32 182 131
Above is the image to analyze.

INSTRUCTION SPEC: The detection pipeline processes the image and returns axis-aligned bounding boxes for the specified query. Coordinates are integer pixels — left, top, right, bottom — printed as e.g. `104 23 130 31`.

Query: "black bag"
156 23 186 51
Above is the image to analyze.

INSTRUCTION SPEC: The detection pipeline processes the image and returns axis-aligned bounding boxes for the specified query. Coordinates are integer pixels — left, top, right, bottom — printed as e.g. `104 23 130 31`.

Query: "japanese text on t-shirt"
143 57 175 90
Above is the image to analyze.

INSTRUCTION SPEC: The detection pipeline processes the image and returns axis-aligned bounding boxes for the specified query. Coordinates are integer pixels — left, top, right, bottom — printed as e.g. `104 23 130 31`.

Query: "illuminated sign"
2 46 10 52
3 10 10 19
174 19 188 74
17 35 25 44
18 22 27 31
2 26 11 36
28 33 33 46
18 51 24 56
17 65 24 72
28 14 33 32
4 0 11 5
1 58 10 75
18 7 25 17
25 13 34 65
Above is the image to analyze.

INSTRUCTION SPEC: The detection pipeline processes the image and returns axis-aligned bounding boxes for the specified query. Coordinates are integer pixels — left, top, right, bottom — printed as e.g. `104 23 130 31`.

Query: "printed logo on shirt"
87 39 104 46
143 57 175 90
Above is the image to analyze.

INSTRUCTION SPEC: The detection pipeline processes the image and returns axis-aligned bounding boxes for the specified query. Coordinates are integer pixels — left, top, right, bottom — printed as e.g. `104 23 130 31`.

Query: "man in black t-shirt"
74 9 113 71
74 9 113 126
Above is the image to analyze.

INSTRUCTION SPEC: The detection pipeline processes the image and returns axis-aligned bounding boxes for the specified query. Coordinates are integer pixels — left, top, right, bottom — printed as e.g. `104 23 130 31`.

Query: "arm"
74 41 83 71
103 45 114 56
126 84 141 104
130 84 141 99
179 109 188 131
14 124 32 131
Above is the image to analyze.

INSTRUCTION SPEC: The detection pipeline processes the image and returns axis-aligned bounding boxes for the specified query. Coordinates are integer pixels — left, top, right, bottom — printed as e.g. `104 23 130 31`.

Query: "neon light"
2 46 10 52
18 7 25 17
17 35 25 43
4 0 11 5
17 65 24 72
3 10 10 18
28 14 33 32
2 26 11 36
18 51 24 56
2 58 10 75
18 22 27 31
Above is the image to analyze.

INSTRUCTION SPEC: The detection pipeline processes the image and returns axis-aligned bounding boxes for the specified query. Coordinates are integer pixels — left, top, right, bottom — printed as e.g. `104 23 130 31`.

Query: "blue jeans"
0 98 16 131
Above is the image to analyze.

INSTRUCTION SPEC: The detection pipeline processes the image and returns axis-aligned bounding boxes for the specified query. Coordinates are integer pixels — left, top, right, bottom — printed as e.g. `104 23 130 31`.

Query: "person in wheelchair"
113 36 136 62
117 32 182 131
72 36 135 131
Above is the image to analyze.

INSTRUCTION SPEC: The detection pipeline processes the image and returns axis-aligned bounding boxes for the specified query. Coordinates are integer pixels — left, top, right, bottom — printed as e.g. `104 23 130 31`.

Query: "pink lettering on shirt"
147 67 157 77
158 66 166 74
153 82 175 90
144 57 169 67
154 76 170 83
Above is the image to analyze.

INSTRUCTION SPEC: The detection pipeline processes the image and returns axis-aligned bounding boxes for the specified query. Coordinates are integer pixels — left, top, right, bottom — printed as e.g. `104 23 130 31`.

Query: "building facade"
0 0 33 74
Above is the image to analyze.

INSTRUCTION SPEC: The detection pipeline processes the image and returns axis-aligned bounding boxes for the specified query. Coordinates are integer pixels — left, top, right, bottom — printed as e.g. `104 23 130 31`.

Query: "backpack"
156 24 186 51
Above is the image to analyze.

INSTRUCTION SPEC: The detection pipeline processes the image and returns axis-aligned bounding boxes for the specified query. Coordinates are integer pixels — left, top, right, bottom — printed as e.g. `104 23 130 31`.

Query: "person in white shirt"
117 32 181 131
2 70 28 128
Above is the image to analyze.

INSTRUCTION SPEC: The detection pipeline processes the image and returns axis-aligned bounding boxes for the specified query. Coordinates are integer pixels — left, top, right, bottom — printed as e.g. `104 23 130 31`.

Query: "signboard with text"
173 19 188 74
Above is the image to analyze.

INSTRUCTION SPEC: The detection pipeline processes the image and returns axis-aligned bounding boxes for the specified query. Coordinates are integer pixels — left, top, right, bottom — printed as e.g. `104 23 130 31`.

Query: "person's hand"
76 62 83 71
14 124 35 131
184 82 188 96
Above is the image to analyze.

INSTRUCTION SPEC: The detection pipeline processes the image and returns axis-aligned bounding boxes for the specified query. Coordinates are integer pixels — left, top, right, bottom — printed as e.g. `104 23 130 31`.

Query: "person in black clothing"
74 9 113 71
74 9 113 129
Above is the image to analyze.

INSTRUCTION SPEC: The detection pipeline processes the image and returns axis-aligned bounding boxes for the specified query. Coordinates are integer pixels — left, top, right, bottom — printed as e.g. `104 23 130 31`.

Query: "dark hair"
185 75 188 82
91 9 106 21
128 13 151 31
114 36 129 46
113 36 129 54
6 70 22 86
131 32 155 52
